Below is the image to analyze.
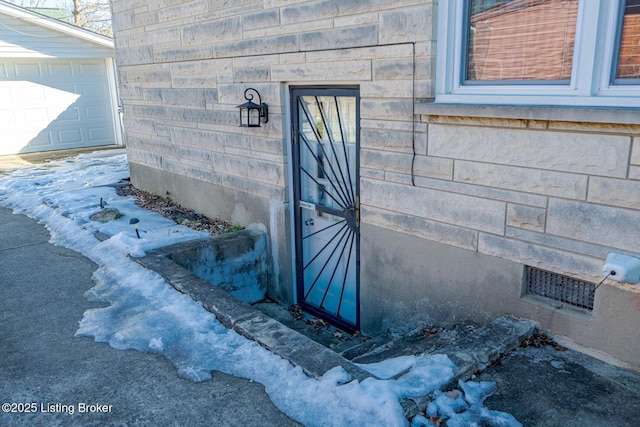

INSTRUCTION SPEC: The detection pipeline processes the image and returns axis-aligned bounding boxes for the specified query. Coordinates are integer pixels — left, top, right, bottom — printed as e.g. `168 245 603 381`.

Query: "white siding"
0 13 113 58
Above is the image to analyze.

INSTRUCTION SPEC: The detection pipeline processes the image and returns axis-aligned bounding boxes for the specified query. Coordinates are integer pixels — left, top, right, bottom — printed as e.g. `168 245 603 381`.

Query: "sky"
4 0 68 10
0 150 521 426
16 0 69 8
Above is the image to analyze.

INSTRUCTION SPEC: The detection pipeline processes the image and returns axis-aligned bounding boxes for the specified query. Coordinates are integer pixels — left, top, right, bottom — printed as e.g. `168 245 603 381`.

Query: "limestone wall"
111 0 433 219
360 111 640 369
110 0 640 368
367 114 640 291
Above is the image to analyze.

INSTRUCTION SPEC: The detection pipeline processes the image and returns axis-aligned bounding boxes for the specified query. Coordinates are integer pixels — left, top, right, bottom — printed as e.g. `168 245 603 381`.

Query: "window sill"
415 102 640 126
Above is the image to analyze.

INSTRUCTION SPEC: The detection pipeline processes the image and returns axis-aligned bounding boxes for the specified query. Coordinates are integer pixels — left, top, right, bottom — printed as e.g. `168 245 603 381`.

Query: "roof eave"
0 1 113 50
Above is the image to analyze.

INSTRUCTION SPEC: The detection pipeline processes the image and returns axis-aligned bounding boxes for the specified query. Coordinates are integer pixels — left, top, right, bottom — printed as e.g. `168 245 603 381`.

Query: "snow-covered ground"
0 150 521 426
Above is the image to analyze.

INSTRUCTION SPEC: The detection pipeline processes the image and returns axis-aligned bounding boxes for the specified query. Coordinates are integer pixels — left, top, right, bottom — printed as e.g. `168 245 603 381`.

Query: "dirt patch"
521 331 566 351
116 183 240 235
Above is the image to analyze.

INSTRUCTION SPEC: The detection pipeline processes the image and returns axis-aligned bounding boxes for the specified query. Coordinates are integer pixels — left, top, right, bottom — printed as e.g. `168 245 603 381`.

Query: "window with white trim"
435 0 640 107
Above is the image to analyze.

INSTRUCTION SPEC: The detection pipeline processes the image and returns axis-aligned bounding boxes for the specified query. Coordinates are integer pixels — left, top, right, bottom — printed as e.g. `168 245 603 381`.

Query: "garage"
0 3 121 155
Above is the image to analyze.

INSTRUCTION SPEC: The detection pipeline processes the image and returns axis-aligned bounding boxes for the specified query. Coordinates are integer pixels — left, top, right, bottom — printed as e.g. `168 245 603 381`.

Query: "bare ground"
115 183 239 235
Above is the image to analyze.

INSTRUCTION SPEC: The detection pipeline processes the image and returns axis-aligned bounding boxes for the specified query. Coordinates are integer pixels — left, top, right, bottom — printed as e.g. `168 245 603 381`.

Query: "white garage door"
0 58 117 155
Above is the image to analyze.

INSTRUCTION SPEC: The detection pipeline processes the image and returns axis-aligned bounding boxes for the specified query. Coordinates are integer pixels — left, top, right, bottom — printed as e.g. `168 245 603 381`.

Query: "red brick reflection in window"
467 0 578 82
617 0 640 80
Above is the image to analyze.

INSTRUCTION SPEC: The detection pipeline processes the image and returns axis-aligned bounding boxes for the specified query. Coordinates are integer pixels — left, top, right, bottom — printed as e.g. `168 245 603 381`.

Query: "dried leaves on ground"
521 332 566 351
307 318 330 334
429 415 442 426
288 304 305 321
418 326 441 338
116 184 238 235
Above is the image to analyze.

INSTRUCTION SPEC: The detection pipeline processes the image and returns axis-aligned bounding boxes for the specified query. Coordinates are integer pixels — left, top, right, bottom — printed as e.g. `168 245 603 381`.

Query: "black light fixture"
237 88 268 127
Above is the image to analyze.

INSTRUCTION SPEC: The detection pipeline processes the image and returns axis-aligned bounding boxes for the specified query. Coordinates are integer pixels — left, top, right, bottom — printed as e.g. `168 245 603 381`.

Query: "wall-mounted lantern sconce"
237 88 268 127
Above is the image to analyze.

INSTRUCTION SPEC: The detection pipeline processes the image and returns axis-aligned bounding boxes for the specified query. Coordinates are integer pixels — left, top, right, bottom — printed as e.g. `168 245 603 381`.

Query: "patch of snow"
411 414 432 427
427 380 521 427
358 355 418 379
0 150 521 426
427 389 468 419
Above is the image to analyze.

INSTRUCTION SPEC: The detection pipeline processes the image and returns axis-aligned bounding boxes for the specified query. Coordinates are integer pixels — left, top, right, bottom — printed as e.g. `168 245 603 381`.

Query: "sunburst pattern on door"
292 87 360 330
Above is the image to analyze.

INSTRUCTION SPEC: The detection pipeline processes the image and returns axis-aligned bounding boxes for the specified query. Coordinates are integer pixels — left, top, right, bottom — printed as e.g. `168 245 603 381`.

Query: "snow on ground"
0 150 521 427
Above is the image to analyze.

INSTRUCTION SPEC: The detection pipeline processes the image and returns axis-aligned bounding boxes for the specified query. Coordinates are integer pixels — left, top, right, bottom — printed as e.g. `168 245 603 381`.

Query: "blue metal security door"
291 87 360 331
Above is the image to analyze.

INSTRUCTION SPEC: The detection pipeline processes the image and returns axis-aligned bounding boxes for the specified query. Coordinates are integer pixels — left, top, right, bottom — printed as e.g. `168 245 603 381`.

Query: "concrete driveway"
0 207 300 427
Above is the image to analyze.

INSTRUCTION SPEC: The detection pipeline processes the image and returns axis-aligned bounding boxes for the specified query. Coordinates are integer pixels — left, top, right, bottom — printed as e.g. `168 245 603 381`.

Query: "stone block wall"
110 0 640 368
360 112 640 369
366 115 640 291
110 0 433 212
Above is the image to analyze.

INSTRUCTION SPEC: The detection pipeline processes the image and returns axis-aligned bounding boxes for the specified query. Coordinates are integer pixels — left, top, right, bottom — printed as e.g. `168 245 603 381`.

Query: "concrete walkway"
0 207 300 427
0 146 124 169
476 344 640 427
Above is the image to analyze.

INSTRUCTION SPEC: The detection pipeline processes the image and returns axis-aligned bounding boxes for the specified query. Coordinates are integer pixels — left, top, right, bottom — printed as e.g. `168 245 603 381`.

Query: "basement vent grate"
525 266 595 311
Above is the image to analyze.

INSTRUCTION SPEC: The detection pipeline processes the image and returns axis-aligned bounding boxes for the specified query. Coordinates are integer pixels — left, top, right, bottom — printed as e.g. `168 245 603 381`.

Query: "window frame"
435 0 640 107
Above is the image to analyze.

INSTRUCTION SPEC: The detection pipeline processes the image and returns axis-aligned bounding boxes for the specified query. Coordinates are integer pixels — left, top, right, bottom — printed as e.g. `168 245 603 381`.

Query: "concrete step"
248 302 535 418
333 334 391 360
349 321 480 364
135 250 535 420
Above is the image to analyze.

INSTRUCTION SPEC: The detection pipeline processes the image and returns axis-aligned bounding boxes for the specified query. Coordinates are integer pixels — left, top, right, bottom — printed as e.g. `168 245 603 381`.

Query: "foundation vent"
524 266 595 311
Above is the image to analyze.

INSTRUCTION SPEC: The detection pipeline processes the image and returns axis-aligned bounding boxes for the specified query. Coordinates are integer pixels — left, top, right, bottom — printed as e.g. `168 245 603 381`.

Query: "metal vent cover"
524 266 595 311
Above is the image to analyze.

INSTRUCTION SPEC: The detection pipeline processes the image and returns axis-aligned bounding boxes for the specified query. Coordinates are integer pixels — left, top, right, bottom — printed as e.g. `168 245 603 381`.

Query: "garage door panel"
81 85 106 98
1 58 116 155
88 127 111 141
19 86 47 105
24 131 52 149
48 63 74 78
14 62 43 79
50 85 79 100
22 108 49 123
84 104 109 119
56 106 79 121
78 62 105 78
58 129 82 144
0 87 11 106
0 109 15 124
